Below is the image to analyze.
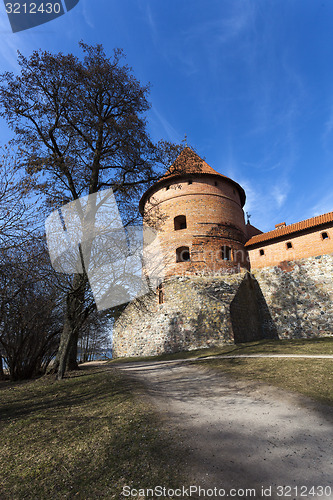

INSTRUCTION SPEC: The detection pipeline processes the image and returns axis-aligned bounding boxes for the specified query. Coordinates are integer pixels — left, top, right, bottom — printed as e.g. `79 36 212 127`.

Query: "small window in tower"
176 246 190 262
221 245 232 261
214 181 218 186
166 185 170 190
188 179 193 185
321 232 329 240
286 242 293 249
157 283 164 304
259 249 265 256
174 215 187 230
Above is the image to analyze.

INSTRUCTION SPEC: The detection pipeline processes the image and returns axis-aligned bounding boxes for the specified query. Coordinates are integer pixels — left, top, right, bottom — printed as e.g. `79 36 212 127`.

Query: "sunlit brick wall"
247 225 333 269
143 175 249 277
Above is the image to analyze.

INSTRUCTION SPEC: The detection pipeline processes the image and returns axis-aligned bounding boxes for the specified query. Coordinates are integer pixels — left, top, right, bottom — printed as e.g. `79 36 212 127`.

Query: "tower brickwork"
140 147 249 278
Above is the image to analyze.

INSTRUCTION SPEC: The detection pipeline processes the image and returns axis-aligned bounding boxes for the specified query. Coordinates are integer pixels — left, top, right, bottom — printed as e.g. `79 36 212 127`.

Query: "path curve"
116 359 333 500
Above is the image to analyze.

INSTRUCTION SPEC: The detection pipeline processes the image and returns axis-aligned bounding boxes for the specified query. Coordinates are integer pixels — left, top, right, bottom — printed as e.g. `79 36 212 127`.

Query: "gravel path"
116 359 333 499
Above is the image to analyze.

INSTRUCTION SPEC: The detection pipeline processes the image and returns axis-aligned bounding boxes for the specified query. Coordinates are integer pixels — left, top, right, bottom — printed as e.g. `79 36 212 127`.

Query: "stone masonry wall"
112 271 277 357
252 254 333 339
112 254 333 358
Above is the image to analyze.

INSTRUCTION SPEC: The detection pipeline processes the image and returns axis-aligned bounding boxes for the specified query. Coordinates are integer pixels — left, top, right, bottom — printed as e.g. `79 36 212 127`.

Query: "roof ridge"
245 210 333 247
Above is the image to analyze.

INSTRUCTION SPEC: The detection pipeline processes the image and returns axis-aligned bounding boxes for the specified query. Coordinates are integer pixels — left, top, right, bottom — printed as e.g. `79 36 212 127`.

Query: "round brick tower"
139 147 249 278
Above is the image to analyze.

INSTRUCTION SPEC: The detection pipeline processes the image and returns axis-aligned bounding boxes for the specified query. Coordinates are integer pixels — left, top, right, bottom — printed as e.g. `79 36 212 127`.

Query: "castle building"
246 212 333 269
112 148 333 358
140 147 252 277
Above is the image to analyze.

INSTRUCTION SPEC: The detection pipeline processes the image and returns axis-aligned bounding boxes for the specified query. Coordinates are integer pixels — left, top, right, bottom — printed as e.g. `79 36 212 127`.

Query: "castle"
113 148 333 357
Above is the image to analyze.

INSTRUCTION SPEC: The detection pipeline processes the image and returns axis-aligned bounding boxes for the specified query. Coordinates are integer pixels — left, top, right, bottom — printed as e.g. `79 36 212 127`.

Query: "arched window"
221 245 232 261
176 246 190 262
174 215 187 230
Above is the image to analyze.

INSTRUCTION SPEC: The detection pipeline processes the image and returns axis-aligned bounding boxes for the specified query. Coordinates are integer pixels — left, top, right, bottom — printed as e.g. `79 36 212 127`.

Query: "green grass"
0 366 188 500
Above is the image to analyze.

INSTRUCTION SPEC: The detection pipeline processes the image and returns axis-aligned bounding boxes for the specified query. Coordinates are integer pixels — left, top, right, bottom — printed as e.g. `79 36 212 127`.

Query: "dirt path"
116 359 333 499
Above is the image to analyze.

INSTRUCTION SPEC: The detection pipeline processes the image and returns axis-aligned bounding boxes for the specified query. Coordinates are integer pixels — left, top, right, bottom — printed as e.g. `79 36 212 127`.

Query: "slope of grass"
111 337 333 364
111 338 333 406
193 357 333 405
0 366 188 500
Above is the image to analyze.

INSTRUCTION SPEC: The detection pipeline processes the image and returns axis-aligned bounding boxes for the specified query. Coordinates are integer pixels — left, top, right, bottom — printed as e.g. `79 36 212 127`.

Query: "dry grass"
0 365 188 499
110 337 333 364
1 338 332 499
112 337 333 405
193 357 333 405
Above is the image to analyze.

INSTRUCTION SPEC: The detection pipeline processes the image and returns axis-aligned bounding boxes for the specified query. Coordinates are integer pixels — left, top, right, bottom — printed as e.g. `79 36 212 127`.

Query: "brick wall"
248 225 333 269
143 175 249 277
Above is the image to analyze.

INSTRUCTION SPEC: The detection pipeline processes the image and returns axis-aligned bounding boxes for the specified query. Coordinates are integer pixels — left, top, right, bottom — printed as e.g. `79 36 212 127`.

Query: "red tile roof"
161 147 222 179
139 147 246 214
245 211 333 247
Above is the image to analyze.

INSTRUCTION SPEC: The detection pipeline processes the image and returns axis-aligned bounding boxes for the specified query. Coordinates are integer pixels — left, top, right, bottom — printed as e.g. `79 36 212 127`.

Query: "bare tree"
0 42 182 379
0 237 63 380
78 311 111 363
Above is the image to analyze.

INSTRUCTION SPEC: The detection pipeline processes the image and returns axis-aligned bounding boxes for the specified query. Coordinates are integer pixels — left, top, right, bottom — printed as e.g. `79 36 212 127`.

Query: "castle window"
259 249 265 256
166 185 170 190
321 232 329 240
176 246 190 262
157 283 164 304
188 179 193 185
174 215 187 231
221 245 232 261
286 242 293 249
214 181 218 186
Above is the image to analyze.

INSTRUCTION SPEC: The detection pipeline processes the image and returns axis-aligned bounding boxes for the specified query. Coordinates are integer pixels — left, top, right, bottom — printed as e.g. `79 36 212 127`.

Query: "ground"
116 358 333 500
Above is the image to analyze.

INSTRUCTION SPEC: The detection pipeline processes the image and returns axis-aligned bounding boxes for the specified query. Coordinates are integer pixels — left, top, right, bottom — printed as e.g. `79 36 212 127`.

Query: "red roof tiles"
161 147 222 179
139 147 246 214
245 211 333 247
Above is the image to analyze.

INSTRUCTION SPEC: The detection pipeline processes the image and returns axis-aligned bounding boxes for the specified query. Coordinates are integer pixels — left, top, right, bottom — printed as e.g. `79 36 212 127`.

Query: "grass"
0 365 188 500
1 338 332 498
193 357 333 405
111 337 333 406
110 337 333 364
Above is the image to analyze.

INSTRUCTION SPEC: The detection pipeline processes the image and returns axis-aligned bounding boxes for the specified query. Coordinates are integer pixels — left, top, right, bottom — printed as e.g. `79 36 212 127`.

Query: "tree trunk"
56 273 88 380
67 330 80 370
0 356 5 380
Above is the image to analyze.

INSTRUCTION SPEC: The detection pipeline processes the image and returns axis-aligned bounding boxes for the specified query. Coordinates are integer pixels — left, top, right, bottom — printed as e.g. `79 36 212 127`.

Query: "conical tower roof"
161 147 222 179
139 147 246 214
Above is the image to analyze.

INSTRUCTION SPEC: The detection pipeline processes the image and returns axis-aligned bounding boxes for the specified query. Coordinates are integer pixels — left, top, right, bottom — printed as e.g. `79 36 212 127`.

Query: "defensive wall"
112 253 333 357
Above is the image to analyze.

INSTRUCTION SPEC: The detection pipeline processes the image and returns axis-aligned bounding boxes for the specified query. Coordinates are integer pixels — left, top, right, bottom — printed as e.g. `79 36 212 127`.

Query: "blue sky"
1 0 333 232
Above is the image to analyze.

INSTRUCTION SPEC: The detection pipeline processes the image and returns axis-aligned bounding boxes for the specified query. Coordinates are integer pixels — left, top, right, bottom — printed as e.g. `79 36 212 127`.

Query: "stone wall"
112 271 277 358
252 254 333 339
112 254 333 358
